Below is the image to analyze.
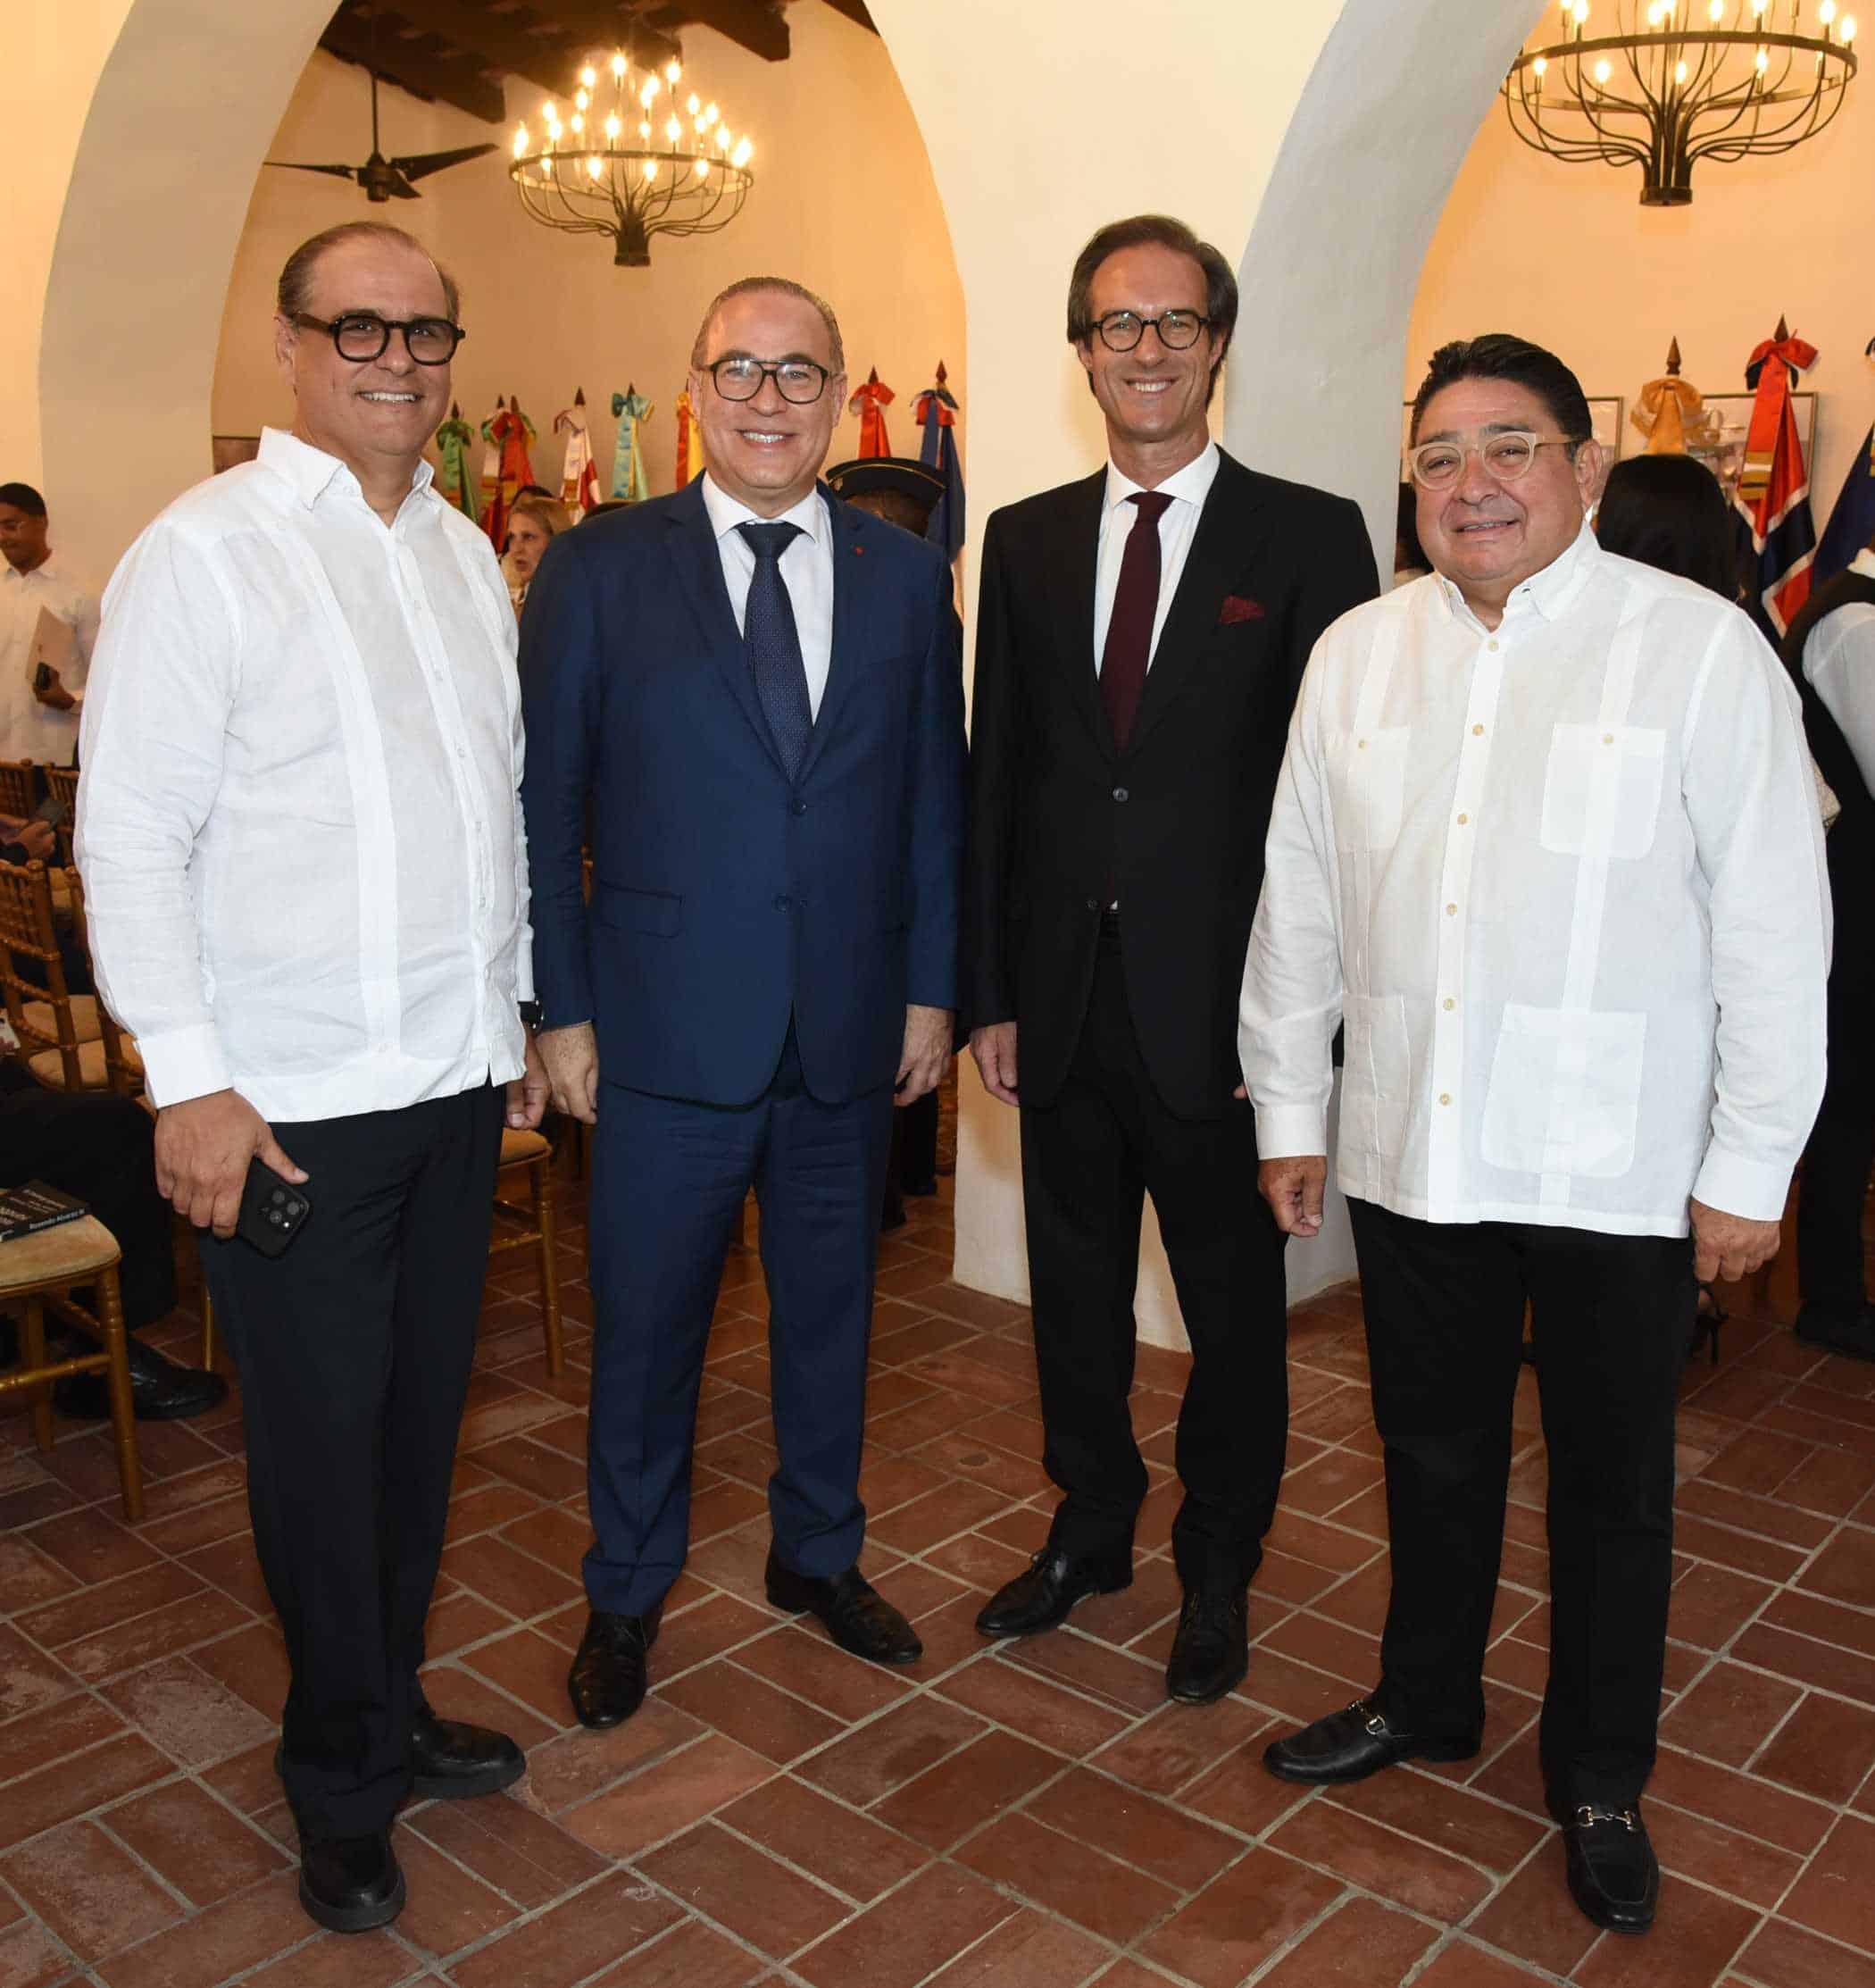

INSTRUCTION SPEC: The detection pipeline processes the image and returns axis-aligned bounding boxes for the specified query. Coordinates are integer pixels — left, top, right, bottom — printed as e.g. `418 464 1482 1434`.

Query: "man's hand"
506 1032 551 1130
969 1021 1019 1107
154 1090 305 1240
1259 1156 1328 1238
31 667 75 712
537 1022 599 1125
896 1004 954 1107
1689 1198 1782 1284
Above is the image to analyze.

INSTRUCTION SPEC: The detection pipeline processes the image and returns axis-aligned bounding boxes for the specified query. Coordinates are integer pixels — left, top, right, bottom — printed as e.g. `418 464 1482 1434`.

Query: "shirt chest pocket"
1538 724 1667 859
1333 727 1412 852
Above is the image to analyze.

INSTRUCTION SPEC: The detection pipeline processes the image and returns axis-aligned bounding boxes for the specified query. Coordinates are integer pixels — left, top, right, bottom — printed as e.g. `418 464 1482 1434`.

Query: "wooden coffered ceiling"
319 0 877 126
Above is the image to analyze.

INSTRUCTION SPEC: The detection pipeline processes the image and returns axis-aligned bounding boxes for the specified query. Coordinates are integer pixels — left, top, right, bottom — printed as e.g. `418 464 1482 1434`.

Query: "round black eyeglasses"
1092 310 1210 353
706 357 831 405
291 313 466 365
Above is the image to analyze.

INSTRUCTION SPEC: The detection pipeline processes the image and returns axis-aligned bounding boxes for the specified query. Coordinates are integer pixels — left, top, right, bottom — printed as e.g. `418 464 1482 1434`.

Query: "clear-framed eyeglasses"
706 357 830 405
1090 310 1210 353
1407 431 1577 490
290 313 465 365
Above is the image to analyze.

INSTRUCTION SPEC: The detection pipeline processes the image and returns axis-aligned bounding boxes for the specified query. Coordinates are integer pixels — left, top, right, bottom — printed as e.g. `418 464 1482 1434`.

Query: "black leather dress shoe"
53 1336 228 1423
568 1608 662 1728
1795 1301 1875 1363
1561 1803 1658 1934
975 1545 1131 1638
765 1551 922 1665
411 1707 524 1799
1166 1587 1248 1704
1263 1697 1482 1783
298 1829 404 1934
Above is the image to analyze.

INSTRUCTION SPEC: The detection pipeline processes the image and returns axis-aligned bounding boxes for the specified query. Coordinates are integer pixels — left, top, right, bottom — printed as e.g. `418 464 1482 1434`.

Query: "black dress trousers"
1018 919 1289 1591
1347 1198 1696 1809
202 1083 503 1842
1797 861 1875 1320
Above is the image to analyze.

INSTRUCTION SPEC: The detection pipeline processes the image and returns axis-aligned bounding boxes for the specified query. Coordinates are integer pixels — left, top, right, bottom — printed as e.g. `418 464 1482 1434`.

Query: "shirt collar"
1434 516 1600 631
257 426 437 514
1 555 60 587
1851 547 1875 582
700 472 828 548
1104 440 1221 515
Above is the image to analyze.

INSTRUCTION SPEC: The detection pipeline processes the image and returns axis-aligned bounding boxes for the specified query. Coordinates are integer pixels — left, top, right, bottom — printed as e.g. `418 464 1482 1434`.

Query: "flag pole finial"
575 386 586 405
1775 314 1790 342
1664 337 1681 375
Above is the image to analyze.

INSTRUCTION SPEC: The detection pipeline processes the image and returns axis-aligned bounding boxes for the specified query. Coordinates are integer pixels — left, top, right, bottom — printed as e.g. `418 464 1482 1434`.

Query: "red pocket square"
1219 594 1264 625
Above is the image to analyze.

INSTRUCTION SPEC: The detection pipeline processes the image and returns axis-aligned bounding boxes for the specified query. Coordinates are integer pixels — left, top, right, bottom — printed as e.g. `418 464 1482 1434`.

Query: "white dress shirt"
700 472 836 717
1 555 98 763
1801 546 1875 794
1093 440 1221 669
1239 522 1829 1236
76 428 532 1122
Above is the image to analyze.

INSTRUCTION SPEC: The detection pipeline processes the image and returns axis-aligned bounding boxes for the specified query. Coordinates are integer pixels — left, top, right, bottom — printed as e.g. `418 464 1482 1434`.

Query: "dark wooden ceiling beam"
319 8 508 123
365 0 575 100
643 0 788 63
538 0 684 76
816 0 877 29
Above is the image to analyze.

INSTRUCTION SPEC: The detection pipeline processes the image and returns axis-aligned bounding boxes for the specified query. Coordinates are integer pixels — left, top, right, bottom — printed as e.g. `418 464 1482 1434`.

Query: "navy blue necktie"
738 521 813 780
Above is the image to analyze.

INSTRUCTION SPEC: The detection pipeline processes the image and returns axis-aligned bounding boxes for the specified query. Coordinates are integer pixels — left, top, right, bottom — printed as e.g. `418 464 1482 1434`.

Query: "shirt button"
1472 723 1486 737
1456 813 1469 826
1446 903 1458 916
1356 739 1368 751
1487 639 1500 652
1603 732 1615 745
1438 1092 1453 1107
1443 997 1455 1011
1112 787 1129 803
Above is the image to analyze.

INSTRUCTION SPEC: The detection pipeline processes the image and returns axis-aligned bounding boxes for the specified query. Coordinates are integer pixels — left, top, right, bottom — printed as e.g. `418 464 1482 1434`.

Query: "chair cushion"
26 1035 143 1090
0 1213 121 1295
21 994 103 1045
499 1127 552 1166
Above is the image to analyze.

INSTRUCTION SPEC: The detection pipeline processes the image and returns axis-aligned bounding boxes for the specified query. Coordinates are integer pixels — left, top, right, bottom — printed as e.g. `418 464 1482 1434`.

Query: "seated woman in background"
502 493 573 616
1595 452 1739 599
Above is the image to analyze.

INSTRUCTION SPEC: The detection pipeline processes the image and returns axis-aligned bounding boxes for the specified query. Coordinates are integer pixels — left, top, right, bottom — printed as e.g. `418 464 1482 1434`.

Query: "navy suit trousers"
584 1029 896 1616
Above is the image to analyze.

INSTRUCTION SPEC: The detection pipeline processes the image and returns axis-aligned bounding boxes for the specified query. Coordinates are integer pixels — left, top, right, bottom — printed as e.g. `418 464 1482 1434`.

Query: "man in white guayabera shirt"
76 221 548 1939
1239 335 1828 1941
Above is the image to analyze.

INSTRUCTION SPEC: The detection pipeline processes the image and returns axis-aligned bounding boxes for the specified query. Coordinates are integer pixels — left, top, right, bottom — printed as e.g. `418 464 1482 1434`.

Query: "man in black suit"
965 214 1378 1703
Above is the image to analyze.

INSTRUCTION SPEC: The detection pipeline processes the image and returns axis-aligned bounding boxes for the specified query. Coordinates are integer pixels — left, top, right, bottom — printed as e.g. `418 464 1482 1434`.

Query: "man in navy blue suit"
521 276 967 1728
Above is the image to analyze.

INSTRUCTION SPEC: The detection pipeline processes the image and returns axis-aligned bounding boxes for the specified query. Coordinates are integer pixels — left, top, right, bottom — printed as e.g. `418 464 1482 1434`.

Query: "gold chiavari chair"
0 863 139 1094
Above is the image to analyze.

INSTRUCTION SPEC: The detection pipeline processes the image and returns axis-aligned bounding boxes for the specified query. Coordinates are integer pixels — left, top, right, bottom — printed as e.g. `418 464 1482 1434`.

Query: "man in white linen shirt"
1239 335 1829 1939
0 480 97 764
1779 542 1875 1361
76 221 549 1939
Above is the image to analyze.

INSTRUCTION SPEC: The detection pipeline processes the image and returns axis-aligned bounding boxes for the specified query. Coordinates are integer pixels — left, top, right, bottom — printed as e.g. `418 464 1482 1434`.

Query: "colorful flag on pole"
1731 322 1819 639
673 389 706 488
433 403 479 521
554 388 598 515
1812 336 1875 589
915 361 965 563
848 369 896 458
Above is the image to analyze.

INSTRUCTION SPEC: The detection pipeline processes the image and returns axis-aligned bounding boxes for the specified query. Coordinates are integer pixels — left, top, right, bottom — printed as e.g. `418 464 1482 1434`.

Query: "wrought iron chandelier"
509 48 754 267
1504 0 1859 205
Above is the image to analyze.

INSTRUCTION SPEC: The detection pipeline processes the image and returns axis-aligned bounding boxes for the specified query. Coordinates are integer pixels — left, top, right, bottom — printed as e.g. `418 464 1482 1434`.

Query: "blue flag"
1812 349 1875 588
915 365 965 563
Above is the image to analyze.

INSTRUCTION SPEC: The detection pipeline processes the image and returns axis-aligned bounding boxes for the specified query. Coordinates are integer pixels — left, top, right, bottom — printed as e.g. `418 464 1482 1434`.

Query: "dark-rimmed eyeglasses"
1090 310 1210 354
1407 432 1577 490
289 313 466 365
705 357 831 405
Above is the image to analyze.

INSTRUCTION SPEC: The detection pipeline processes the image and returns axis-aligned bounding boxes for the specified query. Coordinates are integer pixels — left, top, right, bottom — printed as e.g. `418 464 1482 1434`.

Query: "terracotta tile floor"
4 1165 1875 1987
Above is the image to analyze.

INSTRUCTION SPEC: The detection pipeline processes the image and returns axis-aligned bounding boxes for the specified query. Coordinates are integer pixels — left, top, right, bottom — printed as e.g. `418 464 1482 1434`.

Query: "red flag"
1733 327 1818 637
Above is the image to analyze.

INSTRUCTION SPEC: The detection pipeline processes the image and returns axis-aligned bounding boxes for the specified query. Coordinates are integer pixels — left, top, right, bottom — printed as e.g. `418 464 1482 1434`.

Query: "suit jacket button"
1085 897 1099 912
791 799 807 815
1112 786 1129 803
773 894 792 910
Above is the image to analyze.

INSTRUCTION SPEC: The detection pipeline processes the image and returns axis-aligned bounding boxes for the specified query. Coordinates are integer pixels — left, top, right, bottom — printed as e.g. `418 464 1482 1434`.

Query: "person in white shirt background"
1779 539 1875 1363
0 480 97 764
1239 334 1829 1939
76 221 549 1940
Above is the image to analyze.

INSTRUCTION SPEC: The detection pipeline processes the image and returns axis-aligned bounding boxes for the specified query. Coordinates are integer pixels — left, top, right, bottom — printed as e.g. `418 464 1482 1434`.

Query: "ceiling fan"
266 70 497 203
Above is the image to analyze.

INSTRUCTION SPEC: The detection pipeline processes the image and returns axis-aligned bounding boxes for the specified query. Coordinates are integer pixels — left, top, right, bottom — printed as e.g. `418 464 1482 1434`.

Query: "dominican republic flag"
1732 327 1819 639
915 363 966 563
1812 338 1875 589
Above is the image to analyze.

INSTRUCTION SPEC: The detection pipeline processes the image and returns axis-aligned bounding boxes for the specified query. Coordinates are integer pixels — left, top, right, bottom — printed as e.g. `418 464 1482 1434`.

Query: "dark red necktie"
1100 490 1173 755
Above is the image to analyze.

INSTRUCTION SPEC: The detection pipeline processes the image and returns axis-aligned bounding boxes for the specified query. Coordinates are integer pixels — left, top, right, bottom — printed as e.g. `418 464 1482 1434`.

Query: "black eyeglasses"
1091 310 1210 354
290 313 466 365
705 357 830 405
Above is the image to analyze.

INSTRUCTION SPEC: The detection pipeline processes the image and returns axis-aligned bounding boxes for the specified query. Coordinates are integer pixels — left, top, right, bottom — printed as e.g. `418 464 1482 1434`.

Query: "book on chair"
0 1182 88 1243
